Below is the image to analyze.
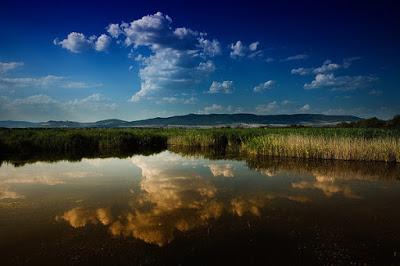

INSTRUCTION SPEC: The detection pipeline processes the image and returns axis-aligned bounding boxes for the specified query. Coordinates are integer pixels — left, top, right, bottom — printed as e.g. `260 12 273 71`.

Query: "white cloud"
282 54 309 61
0 94 118 121
121 12 174 48
0 62 24 74
230 40 263 59
204 104 223 113
253 80 275 92
107 23 121 38
230 41 245 58
291 67 312 76
299 104 311 112
255 101 278 114
55 12 220 101
0 74 101 90
156 96 196 104
312 60 341 74
54 32 112 53
109 12 221 101
291 58 375 91
249 41 259 51
198 38 221 57
65 93 117 112
95 34 111 52
54 32 95 53
207 81 234 94
62 81 103 89
304 73 377 91
201 104 242 114
197 60 215 72
0 75 64 88
13 94 57 105
291 58 361 76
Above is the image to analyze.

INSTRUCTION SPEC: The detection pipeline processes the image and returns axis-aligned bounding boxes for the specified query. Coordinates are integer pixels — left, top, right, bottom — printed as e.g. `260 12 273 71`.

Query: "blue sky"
0 0 399 121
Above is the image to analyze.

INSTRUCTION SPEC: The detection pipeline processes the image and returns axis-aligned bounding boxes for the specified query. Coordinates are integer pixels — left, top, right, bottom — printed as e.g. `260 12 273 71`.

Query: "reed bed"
243 134 400 162
1 128 399 162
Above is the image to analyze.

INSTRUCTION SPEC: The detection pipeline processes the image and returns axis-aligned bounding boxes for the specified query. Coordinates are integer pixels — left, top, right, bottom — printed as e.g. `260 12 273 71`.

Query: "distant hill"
0 113 361 128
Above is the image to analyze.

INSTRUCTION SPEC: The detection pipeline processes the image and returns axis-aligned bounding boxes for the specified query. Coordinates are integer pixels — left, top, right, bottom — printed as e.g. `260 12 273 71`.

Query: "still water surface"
1 150 400 265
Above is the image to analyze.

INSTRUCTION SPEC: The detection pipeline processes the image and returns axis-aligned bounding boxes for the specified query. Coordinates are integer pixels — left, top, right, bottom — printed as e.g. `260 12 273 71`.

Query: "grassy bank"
0 128 399 162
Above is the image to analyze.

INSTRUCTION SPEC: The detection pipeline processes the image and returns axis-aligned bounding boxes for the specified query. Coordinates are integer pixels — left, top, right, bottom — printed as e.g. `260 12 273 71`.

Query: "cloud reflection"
51 151 389 246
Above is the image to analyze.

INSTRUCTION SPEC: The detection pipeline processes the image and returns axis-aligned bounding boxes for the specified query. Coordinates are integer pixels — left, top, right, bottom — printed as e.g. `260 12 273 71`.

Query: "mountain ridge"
0 113 362 128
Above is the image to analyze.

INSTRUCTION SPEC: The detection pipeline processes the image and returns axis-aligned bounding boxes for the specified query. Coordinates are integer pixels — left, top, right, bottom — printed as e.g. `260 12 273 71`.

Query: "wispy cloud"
304 73 377 91
281 54 309 62
0 94 118 121
200 104 242 114
255 101 279 113
0 61 24 74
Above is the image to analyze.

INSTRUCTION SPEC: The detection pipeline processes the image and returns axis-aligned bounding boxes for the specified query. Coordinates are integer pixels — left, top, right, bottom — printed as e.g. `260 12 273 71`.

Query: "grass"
0 127 399 163
243 134 399 162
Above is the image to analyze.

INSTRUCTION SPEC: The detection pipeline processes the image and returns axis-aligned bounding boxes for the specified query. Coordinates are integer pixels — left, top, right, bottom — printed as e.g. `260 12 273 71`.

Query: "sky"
0 0 399 122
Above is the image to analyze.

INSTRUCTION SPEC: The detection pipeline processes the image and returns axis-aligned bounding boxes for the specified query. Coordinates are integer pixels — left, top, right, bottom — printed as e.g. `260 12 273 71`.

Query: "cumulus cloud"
54 32 111 53
304 73 377 90
230 40 263 59
207 80 234 94
103 12 221 101
107 23 121 38
54 32 95 53
0 61 24 74
253 80 275 92
95 34 111 52
197 60 215 72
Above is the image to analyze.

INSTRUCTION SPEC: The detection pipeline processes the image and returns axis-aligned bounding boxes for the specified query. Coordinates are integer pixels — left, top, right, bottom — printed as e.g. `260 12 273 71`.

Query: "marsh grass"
1 127 399 162
243 134 400 162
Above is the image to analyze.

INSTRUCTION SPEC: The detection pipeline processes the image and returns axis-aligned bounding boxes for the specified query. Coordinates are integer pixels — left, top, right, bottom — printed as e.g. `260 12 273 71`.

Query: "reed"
243 134 400 162
1 127 399 162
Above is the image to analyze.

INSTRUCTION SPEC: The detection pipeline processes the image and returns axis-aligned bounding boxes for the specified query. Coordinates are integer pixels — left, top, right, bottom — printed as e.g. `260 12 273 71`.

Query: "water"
1 150 400 265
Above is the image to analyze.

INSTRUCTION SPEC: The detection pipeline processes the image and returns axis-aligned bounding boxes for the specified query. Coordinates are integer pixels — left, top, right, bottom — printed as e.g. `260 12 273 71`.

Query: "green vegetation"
1 127 399 163
337 115 400 128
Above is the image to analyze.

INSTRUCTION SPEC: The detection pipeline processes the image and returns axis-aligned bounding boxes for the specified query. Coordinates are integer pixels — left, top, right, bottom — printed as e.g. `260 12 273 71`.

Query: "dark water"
1 150 400 265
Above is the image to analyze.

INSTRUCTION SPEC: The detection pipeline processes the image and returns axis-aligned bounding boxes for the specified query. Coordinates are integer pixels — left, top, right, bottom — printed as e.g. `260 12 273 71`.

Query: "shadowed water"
1 150 400 265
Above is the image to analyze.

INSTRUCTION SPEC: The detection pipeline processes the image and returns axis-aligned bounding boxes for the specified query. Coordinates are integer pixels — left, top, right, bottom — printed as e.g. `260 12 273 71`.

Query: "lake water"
1 150 400 265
